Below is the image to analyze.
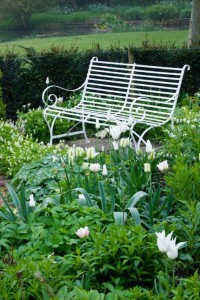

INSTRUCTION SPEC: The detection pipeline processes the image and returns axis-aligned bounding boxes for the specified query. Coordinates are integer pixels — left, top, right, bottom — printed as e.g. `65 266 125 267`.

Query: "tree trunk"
188 0 200 47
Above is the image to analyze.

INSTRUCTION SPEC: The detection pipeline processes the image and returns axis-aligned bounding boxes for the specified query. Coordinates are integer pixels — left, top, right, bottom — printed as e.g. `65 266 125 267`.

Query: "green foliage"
0 70 6 121
0 0 56 29
163 106 200 202
172 271 200 299
0 120 68 177
16 105 76 144
146 4 178 21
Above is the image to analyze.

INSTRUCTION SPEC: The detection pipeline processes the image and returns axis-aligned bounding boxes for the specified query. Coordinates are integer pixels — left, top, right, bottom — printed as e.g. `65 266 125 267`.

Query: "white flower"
119 137 131 148
57 97 63 104
82 162 89 170
76 226 89 238
166 238 187 260
95 119 100 129
112 141 119 150
95 129 107 139
155 230 187 260
85 147 98 159
108 125 122 140
78 194 86 205
157 160 169 172
102 164 108 176
89 163 100 172
29 194 36 207
119 122 129 133
75 146 85 157
145 140 153 153
155 230 173 253
46 77 50 84
144 163 151 173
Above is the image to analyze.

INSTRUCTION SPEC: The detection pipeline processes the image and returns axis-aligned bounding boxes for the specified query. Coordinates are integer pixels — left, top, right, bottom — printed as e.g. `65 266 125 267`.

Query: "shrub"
0 70 6 121
0 121 68 177
145 4 179 21
120 7 145 20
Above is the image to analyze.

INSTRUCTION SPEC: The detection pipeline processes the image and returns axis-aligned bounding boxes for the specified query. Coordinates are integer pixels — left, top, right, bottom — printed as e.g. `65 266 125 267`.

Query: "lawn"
0 30 189 54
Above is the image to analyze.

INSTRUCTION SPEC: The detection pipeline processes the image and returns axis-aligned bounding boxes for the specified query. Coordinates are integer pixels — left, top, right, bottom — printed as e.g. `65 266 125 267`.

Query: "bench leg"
130 125 153 150
82 121 90 143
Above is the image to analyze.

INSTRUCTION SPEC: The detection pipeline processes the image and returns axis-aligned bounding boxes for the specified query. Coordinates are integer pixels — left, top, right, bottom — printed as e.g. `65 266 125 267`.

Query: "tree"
0 0 56 30
188 0 200 47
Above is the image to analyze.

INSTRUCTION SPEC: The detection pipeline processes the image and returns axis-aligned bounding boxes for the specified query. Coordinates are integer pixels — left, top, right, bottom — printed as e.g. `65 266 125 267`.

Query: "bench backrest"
80 57 189 125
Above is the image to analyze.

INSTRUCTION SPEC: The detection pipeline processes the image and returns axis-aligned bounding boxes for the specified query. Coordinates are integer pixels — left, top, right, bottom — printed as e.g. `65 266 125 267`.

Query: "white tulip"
144 163 151 173
157 160 169 172
46 77 50 84
145 140 153 153
112 141 119 150
89 163 100 173
166 238 187 260
119 137 131 148
29 194 36 207
109 125 122 140
102 164 108 176
155 230 173 253
76 226 89 238
85 147 98 159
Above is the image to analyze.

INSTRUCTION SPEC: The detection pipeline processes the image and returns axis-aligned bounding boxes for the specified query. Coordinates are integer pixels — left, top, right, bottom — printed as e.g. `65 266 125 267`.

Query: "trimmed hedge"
0 46 199 119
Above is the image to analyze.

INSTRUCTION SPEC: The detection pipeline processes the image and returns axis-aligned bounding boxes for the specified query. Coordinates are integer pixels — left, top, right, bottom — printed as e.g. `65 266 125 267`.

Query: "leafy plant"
0 183 35 223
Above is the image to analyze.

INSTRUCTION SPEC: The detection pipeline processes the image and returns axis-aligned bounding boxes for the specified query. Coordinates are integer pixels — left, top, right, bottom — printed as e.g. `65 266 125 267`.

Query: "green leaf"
6 183 21 213
126 191 148 209
128 207 141 225
113 212 127 224
98 181 107 213
0 211 16 222
0 238 10 250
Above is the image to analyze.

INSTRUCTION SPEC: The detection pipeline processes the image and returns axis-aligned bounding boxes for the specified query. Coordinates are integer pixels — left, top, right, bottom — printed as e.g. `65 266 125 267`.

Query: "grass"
0 30 189 55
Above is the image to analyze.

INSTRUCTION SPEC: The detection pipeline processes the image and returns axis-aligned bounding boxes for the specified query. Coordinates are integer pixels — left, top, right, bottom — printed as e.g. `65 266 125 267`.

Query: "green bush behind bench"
0 45 199 120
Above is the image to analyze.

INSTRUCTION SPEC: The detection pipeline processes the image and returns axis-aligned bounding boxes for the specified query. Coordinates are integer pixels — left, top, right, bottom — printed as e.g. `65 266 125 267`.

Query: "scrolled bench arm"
42 83 85 107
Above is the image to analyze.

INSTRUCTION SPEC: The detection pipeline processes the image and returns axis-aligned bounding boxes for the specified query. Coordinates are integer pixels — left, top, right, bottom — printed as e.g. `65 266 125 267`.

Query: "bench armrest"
42 82 85 107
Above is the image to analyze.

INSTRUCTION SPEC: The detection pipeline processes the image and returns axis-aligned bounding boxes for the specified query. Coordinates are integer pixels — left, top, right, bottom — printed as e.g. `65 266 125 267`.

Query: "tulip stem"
165 259 170 299
172 262 175 289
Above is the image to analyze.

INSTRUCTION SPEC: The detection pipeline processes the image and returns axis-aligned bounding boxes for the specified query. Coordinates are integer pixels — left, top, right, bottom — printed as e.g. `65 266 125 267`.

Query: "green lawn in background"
0 30 188 54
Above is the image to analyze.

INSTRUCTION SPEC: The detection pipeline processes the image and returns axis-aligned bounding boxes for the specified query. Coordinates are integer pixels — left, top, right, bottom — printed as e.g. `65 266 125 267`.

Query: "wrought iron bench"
42 57 190 148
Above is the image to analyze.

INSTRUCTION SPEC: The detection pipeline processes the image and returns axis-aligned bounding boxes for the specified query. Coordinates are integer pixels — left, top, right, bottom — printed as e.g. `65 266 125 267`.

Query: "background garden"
0 0 200 299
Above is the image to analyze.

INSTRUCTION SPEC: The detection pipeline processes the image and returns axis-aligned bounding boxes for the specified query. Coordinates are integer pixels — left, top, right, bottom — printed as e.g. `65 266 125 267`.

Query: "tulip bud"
145 140 153 153
29 194 36 207
76 226 89 238
102 164 108 176
144 163 151 173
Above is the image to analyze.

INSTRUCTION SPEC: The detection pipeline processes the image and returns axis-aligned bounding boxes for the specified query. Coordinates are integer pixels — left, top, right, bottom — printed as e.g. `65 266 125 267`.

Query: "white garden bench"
42 57 190 148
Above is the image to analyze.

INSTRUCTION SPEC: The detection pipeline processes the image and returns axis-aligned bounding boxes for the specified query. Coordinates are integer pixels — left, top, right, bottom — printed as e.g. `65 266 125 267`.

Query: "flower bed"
0 101 200 298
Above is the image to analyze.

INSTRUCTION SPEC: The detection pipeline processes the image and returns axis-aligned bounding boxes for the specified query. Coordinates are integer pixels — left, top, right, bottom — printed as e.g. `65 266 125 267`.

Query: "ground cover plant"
0 92 200 298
